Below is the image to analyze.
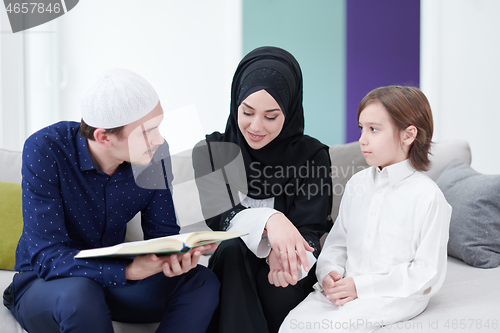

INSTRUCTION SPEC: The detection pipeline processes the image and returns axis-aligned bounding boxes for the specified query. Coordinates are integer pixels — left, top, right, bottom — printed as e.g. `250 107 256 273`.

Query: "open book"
74 231 246 259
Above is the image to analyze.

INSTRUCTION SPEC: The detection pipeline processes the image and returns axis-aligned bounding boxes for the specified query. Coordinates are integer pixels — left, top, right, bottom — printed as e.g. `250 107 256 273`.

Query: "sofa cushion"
436 160 500 268
329 142 369 222
424 139 471 181
0 181 23 270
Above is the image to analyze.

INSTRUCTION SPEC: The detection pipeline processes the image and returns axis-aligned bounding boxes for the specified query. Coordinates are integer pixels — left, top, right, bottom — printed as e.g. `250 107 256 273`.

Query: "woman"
193 46 332 333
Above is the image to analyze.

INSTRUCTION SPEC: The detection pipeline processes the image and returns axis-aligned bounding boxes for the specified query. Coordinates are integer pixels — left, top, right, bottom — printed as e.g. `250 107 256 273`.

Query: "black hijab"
206 46 328 199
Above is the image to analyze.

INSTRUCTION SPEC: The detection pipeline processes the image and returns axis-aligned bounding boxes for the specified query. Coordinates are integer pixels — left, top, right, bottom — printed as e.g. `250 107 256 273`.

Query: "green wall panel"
242 0 345 146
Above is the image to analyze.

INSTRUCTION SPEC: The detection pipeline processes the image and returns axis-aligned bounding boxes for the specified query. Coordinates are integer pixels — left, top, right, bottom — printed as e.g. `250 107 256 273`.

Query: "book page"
75 235 184 258
75 231 246 259
184 230 247 248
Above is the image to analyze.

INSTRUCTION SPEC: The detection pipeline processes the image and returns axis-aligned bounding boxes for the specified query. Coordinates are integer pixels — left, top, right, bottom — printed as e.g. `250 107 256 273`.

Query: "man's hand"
322 270 357 306
160 243 216 277
126 243 217 280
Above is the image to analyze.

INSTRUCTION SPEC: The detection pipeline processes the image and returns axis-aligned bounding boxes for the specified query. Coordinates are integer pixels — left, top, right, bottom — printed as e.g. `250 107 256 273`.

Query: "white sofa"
1 140 499 333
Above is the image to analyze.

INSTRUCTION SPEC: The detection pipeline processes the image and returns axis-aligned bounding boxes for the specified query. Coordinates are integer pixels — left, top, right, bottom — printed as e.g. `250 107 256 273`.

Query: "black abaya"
193 46 333 333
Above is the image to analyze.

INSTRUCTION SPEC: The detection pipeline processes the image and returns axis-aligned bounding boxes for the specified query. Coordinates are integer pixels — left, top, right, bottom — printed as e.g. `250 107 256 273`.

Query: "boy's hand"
267 248 300 287
322 270 342 292
323 271 358 306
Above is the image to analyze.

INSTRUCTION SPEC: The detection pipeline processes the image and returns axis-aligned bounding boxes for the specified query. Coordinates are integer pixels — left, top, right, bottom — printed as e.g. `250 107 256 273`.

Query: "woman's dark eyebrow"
242 102 281 113
242 102 255 110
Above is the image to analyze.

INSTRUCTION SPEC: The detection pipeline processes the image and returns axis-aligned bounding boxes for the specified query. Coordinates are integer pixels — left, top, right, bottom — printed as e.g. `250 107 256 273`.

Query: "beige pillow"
329 142 369 222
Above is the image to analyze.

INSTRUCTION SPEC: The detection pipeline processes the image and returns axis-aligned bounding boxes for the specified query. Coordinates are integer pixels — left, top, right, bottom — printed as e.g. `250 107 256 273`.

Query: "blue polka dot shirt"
15 121 179 287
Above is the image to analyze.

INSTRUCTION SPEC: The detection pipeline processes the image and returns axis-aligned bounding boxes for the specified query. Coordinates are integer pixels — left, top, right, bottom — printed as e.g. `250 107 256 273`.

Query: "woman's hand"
265 212 314 283
126 243 217 280
322 270 357 306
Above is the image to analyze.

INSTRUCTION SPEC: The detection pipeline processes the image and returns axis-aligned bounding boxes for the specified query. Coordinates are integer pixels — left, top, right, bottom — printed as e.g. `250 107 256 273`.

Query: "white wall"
57 0 242 149
0 7 26 151
421 0 500 174
1 0 242 151
4 0 500 176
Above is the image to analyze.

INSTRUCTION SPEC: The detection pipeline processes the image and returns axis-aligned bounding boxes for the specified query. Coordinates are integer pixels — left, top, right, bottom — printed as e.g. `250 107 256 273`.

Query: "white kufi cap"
81 68 159 128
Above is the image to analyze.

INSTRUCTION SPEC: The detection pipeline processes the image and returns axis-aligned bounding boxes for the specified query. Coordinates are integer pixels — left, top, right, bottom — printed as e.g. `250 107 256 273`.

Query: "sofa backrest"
328 139 471 223
0 148 22 184
0 139 472 241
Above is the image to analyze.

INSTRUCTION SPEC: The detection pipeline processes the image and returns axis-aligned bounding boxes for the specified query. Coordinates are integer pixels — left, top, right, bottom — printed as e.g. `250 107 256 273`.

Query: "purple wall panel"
346 0 420 143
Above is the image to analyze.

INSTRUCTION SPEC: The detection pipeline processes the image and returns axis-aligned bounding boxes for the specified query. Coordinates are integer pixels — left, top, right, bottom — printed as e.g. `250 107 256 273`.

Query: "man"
3 68 219 332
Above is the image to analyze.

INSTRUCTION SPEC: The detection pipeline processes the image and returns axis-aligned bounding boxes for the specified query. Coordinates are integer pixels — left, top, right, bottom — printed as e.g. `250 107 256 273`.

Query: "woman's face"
237 89 285 150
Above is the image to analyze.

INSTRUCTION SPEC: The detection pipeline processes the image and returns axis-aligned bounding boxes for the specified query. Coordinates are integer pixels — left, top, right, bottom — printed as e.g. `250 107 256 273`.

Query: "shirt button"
371 212 376 216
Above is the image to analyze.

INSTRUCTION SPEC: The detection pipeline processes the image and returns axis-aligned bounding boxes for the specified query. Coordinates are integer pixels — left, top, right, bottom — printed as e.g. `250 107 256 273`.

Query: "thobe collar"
372 159 416 188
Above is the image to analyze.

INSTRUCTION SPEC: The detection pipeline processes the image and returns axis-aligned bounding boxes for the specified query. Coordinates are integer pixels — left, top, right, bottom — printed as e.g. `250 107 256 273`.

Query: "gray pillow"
436 159 500 268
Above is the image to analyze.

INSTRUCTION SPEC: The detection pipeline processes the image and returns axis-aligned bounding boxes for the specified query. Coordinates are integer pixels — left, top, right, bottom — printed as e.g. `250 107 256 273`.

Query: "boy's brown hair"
357 86 433 171
79 119 124 141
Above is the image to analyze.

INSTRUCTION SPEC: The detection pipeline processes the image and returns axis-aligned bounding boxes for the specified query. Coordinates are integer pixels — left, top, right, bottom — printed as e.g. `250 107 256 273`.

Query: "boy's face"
358 102 407 169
